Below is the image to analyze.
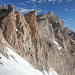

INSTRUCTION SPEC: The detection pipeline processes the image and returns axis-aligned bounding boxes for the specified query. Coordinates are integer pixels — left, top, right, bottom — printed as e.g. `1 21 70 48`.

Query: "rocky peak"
0 4 75 75
48 11 54 17
8 4 14 12
0 4 14 14
48 11 58 21
24 10 37 30
0 4 14 25
36 13 47 22
0 4 6 10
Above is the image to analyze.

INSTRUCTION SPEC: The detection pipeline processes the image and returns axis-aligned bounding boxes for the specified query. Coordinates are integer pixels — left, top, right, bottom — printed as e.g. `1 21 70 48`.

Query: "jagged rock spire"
8 4 14 12
0 4 6 10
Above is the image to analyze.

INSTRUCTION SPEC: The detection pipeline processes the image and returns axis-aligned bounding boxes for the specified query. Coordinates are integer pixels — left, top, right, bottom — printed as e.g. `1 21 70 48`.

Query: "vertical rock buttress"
24 10 38 61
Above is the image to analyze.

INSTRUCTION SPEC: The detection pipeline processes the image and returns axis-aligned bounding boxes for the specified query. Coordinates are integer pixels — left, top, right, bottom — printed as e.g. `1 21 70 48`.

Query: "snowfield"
0 47 59 75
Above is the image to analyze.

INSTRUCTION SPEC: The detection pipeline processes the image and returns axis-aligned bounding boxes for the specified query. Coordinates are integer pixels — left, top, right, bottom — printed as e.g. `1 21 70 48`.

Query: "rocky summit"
0 4 75 75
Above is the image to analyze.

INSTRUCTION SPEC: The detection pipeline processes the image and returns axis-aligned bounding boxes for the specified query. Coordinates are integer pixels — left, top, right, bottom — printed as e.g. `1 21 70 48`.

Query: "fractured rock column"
24 10 38 61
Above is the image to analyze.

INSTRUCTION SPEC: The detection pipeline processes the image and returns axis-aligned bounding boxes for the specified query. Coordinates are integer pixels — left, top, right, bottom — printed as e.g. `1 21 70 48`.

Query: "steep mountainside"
0 4 75 75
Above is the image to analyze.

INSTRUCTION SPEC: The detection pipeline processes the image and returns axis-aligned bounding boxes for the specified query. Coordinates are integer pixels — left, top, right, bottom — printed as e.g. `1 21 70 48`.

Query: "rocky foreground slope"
0 4 75 75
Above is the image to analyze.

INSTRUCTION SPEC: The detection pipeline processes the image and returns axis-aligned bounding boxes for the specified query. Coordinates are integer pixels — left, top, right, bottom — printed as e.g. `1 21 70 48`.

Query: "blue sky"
0 0 75 32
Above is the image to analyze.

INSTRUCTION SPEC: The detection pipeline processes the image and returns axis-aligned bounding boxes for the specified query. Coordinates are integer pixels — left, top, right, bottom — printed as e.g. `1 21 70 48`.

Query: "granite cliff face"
0 4 75 75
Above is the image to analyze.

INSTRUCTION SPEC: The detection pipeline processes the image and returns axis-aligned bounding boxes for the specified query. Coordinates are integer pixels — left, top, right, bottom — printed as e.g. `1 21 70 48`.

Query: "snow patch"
53 40 59 46
49 68 59 75
0 47 59 75
16 29 18 31
43 68 59 75
53 40 62 50
55 21 58 23
49 24 52 26
0 47 44 75
43 70 49 75
58 46 62 50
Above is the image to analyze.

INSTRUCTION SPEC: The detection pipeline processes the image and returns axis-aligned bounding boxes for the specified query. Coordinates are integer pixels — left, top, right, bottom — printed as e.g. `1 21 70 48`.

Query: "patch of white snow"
0 47 44 75
53 40 59 46
16 29 18 31
49 68 59 75
0 47 59 75
55 21 58 23
53 40 62 50
50 24 52 26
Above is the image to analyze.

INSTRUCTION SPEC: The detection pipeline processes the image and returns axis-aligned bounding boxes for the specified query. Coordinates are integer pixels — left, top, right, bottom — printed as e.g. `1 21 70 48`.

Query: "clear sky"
0 0 75 32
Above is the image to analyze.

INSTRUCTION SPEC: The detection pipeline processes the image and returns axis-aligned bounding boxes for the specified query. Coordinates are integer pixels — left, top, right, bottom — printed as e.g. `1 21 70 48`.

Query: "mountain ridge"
0 4 75 75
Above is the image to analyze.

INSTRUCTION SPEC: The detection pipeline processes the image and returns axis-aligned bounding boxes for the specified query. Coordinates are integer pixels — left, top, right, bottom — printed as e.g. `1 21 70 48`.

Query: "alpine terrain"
0 4 75 75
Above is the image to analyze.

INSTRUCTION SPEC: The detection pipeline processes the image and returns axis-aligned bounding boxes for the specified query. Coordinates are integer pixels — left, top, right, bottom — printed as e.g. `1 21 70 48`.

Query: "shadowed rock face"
64 27 75 40
0 4 75 75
